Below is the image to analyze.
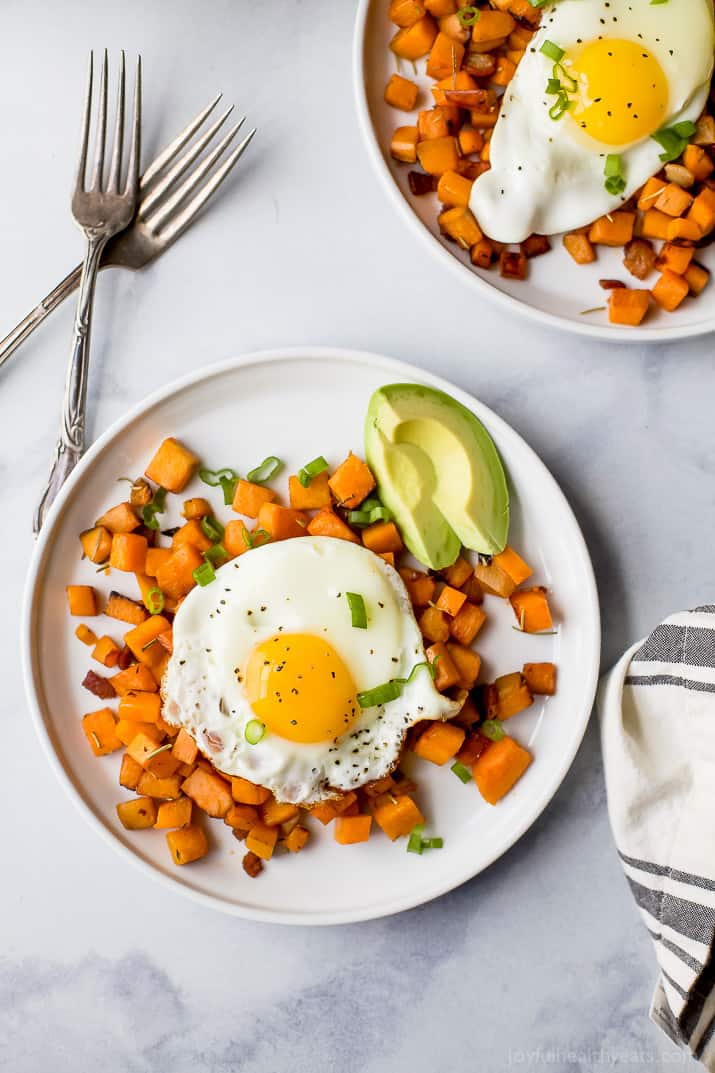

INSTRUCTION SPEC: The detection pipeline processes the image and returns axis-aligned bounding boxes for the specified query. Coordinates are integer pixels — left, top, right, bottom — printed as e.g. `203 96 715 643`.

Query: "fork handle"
33 236 107 535
0 263 83 372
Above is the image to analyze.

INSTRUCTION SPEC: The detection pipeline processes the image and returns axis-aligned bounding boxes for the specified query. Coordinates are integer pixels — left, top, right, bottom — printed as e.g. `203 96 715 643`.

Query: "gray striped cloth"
600 608 715 1069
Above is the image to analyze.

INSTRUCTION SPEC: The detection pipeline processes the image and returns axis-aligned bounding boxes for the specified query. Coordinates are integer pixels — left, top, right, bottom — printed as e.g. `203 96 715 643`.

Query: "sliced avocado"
364 383 509 570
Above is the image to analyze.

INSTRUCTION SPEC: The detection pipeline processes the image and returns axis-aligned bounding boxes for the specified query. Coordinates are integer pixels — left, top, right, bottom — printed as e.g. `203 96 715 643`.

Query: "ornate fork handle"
33 235 107 535
0 264 83 373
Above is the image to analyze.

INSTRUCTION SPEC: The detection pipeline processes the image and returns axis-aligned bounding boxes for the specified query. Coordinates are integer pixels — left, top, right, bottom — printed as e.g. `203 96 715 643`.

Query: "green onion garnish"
423 837 443 850
450 761 473 784
346 592 368 629
407 824 425 855
203 543 228 565
540 40 564 62
548 92 572 121
242 527 270 550
456 4 480 26
220 476 236 505
481 719 506 742
604 154 626 195
246 456 283 484
140 486 167 531
199 466 238 487
144 587 165 615
652 121 697 163
245 719 266 745
200 515 225 543
357 661 434 708
298 456 329 488
348 505 393 527
192 561 216 587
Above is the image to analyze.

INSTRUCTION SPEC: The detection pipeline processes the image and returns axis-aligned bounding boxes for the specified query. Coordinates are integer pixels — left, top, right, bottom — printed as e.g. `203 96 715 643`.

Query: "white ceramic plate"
22 347 600 925
353 0 715 343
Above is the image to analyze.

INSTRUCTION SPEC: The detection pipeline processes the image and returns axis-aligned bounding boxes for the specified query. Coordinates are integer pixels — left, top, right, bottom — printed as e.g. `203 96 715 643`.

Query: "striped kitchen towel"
600 607 715 1069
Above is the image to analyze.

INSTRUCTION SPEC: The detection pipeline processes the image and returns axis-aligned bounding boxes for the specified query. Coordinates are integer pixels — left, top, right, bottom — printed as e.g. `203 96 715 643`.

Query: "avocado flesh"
365 383 510 570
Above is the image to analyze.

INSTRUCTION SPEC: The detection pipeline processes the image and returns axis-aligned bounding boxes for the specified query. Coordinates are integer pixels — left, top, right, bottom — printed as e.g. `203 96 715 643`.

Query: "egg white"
469 0 715 242
162 536 459 804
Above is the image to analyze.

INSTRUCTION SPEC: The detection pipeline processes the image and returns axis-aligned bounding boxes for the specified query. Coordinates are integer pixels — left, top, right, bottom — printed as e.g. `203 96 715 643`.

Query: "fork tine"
125 54 142 196
75 52 94 193
140 93 222 192
89 49 108 191
139 104 235 219
106 50 125 194
153 127 256 244
144 118 245 233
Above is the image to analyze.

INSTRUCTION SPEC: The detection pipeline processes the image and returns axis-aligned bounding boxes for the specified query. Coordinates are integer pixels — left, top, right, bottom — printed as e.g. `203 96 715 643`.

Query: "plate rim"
352 0 715 346
22 345 601 925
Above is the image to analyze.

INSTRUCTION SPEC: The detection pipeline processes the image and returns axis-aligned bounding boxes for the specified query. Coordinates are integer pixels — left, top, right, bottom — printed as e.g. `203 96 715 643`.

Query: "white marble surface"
1 1 712 1070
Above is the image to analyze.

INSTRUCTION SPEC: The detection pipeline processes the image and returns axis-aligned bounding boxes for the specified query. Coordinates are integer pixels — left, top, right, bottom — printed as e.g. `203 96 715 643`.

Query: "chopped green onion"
546 77 562 94
652 121 697 163
242 527 269 550
456 4 480 26
347 504 394 527
200 515 225 543
481 719 506 742
192 561 216 587
451 761 473 784
219 476 237 505
140 486 167 530
246 456 283 484
203 543 228 565
199 466 238 487
553 61 576 93
346 592 368 629
357 661 434 708
245 719 266 745
298 456 329 487
407 824 425 855
604 154 626 195
144 587 165 615
548 92 572 121
540 40 564 62
423 837 443 850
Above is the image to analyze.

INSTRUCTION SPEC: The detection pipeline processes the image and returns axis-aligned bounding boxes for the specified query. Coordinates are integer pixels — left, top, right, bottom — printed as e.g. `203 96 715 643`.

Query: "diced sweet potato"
449 601 486 646
683 144 714 181
310 800 339 825
172 727 198 765
166 824 208 864
82 708 122 756
426 641 460 690
335 814 373 845
224 803 260 832
67 585 97 617
419 605 450 643
640 209 671 241
373 794 425 840
110 663 158 695
245 821 279 860
144 546 172 577
154 796 193 829
92 635 121 668
446 642 481 689
457 731 490 765
390 14 437 60
182 767 233 817
116 797 158 830
473 736 531 805
256 503 308 541
475 559 515 598
494 671 533 718
654 182 693 217
399 568 436 606
688 186 715 236
232 479 276 518
361 520 404 555
437 170 474 208
510 587 553 632
655 242 694 276
155 543 204 599
385 72 420 112
426 30 464 79
417 135 461 176
230 776 272 806
389 0 427 28
327 453 376 509
119 753 144 791
667 217 702 242
137 771 182 800
118 690 161 724
391 125 419 164
105 590 148 625
145 437 198 493
563 232 596 265
96 502 140 534
127 728 166 767
435 584 467 617
182 497 211 520
80 525 113 563
637 177 667 211
284 825 310 853
608 288 650 326
124 614 172 671
261 800 300 827
109 532 148 573
652 269 690 312
413 720 465 764
522 662 557 695
685 261 710 295
589 211 635 247
288 471 332 510
306 507 360 543
439 205 483 247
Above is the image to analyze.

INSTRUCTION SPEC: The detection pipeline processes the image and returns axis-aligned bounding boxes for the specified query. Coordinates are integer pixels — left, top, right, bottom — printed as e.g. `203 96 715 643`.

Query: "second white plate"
23 347 600 924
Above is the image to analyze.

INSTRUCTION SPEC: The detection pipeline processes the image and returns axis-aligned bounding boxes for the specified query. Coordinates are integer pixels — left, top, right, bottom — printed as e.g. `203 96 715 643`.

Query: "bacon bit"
598 278 626 290
242 850 263 878
408 171 437 196
82 669 116 699
117 645 133 671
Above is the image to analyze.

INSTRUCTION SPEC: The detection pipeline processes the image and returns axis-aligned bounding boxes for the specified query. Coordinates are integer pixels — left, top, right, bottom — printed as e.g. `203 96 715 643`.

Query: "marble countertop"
1 1 711 1070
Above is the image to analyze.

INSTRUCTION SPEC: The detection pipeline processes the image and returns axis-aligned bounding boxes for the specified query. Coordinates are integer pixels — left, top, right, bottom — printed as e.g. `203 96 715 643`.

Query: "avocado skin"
364 383 510 570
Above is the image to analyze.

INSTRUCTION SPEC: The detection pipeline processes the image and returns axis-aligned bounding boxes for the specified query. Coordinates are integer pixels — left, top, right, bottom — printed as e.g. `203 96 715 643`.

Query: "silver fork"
33 50 141 535
2 95 255 374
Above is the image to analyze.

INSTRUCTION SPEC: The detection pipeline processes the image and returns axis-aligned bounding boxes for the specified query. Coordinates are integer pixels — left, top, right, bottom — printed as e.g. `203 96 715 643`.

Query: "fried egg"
469 0 715 242
162 536 459 804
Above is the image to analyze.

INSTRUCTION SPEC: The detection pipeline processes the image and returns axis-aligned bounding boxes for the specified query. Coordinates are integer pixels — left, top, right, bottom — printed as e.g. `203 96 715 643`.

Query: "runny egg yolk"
569 39 669 146
244 633 359 744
